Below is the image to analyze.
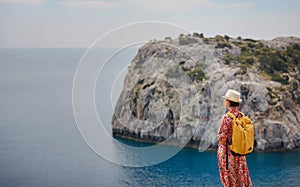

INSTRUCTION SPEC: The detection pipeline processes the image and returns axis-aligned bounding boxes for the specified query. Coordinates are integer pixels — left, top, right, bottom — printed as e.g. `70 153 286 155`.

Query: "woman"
217 89 252 187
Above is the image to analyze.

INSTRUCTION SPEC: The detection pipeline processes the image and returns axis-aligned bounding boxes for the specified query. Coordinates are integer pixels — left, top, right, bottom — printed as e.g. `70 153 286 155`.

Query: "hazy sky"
0 0 299 48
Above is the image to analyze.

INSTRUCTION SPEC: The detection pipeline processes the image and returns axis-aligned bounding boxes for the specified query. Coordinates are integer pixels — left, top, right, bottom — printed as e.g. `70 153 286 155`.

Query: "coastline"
113 130 300 153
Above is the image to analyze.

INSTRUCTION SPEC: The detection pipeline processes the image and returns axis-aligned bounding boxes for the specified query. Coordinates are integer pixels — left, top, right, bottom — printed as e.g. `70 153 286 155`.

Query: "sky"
0 0 299 48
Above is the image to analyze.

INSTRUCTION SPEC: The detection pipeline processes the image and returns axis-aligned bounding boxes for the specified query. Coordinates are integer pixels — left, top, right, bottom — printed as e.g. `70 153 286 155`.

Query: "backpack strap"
227 112 244 119
227 112 236 119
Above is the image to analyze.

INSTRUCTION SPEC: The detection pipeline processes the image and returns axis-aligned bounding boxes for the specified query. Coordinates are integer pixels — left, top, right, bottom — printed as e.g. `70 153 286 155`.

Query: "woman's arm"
218 115 231 144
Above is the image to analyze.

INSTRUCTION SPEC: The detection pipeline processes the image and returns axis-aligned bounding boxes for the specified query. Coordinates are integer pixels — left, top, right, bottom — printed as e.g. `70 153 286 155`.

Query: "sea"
0 48 300 187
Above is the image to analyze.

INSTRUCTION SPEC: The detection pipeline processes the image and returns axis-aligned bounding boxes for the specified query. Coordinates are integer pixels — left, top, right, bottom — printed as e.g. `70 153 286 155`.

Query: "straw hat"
223 89 242 103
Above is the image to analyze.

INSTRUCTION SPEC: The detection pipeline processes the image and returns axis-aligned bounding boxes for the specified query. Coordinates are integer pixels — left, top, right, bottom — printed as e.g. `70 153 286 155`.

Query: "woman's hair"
227 100 240 107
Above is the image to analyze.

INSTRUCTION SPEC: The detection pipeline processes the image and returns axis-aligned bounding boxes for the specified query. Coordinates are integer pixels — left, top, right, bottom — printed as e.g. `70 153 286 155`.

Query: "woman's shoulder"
222 113 232 124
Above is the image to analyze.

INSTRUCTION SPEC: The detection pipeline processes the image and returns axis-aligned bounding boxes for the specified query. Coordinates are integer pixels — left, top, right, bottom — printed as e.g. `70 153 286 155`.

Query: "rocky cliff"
112 34 300 151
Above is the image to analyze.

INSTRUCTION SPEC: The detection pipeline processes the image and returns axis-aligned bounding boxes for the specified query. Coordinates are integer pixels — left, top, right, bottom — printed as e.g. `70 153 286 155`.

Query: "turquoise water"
119 138 300 186
0 48 299 186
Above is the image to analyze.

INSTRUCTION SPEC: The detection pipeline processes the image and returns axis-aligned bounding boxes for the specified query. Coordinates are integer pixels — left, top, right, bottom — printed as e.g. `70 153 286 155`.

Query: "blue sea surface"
0 48 299 186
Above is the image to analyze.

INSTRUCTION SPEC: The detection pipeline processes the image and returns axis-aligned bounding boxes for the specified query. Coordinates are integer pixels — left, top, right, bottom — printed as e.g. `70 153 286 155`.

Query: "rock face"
112 34 300 151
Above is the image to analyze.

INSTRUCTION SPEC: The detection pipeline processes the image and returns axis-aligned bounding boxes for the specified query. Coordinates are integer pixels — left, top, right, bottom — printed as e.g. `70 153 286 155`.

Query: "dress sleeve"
218 115 231 143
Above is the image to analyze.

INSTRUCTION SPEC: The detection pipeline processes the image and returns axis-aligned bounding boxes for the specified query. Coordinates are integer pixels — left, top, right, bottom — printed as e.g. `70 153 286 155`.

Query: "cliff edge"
112 34 300 151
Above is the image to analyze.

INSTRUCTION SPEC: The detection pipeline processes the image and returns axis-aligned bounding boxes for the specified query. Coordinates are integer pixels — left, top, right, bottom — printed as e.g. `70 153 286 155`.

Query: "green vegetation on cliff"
223 38 300 84
172 33 300 84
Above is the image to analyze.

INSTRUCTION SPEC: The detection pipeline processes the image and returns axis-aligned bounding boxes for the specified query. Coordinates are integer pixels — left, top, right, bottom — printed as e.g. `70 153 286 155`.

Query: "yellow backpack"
227 112 254 155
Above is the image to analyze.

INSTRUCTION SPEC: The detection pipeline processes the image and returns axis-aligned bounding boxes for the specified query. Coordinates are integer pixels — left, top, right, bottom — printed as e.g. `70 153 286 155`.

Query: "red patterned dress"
217 107 252 187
